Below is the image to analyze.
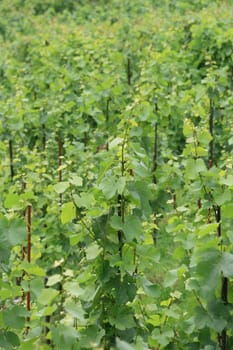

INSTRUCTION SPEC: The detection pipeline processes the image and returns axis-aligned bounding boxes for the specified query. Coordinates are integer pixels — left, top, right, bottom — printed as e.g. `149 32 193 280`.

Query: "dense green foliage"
1 0 233 349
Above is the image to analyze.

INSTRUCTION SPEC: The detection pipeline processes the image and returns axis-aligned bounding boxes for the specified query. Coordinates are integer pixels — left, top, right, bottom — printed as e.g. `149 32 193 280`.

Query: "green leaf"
47 274 63 286
37 288 59 305
29 278 44 298
0 332 10 350
122 244 136 274
61 202 76 224
137 101 154 121
109 137 123 149
195 159 207 173
21 339 37 350
197 223 219 237
110 216 123 230
183 119 193 137
141 276 161 297
123 215 142 241
185 159 207 180
211 318 227 333
64 281 98 301
69 175 83 186
54 181 70 194
197 130 212 146
221 253 233 278
116 338 135 350
8 219 27 246
117 177 126 195
193 306 211 330
215 190 231 205
219 175 233 186
148 314 161 327
109 309 135 330
150 327 174 347
64 300 86 323
5 332 20 347
73 193 95 208
99 176 117 199
78 325 105 348
3 306 26 329
0 331 20 350
63 281 80 297
52 324 78 347
185 278 200 291
195 249 221 297
4 193 22 209
21 262 46 276
196 146 208 157
86 242 102 260
222 203 233 218
164 269 178 288
132 160 150 178
137 245 160 264
69 233 84 246
185 159 197 180
0 218 27 257
34 305 56 317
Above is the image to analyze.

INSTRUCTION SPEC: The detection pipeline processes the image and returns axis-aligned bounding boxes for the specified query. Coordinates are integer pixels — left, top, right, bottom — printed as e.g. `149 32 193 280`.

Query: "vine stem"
193 128 203 210
127 57 131 85
26 205 31 325
152 122 158 184
193 98 228 349
106 98 110 151
42 123 46 152
58 137 63 204
192 291 214 322
117 122 129 257
152 104 159 244
215 204 228 350
209 98 214 168
208 97 227 350
9 139 14 180
117 179 124 256
44 276 51 344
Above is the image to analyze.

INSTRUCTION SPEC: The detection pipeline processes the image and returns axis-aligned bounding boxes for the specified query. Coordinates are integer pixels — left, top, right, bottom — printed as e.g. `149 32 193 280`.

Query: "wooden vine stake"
152 121 158 185
117 56 132 257
209 97 227 350
106 98 110 151
15 181 27 288
9 139 14 180
58 137 63 205
127 57 131 85
42 123 46 152
26 205 31 322
209 98 214 169
152 105 159 245
118 141 125 258
23 203 32 334
44 276 51 345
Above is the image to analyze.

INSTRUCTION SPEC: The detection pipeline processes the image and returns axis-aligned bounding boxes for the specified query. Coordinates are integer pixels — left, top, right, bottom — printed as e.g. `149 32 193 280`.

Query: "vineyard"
0 0 233 349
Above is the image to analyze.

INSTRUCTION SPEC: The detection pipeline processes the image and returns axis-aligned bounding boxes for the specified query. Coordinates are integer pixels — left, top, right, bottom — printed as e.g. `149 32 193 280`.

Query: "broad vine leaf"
221 253 233 278
73 192 95 208
4 193 22 209
47 274 63 286
61 202 76 224
37 288 59 305
86 242 102 260
69 175 83 186
99 176 118 199
116 338 135 350
54 181 70 194
123 215 142 241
